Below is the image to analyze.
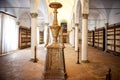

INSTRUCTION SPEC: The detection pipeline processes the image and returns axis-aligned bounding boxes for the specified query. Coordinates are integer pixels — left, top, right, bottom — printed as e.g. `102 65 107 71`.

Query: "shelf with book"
94 28 105 51
88 31 94 47
107 23 120 55
39 31 44 44
19 27 31 49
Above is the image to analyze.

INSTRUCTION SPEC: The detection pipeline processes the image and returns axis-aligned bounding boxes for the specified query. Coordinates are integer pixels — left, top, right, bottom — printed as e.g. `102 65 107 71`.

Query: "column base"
75 50 78 52
30 58 39 63
81 60 89 63
76 61 80 64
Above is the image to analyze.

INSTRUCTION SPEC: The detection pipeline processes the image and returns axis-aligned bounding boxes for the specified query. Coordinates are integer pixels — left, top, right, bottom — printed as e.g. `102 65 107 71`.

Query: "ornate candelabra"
42 2 66 80
49 2 62 43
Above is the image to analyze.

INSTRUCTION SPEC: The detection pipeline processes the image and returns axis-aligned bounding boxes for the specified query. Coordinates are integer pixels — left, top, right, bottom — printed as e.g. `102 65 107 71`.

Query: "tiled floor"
0 44 120 80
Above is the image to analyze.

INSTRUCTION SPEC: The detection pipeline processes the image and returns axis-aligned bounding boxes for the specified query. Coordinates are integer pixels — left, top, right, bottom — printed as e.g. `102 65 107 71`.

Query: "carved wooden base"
43 70 65 80
42 43 66 80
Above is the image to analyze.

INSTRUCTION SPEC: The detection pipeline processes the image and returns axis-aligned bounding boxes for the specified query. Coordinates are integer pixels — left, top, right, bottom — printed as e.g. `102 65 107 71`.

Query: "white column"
30 0 39 62
69 30 72 45
105 23 109 52
30 13 38 60
37 27 40 45
75 23 79 51
44 23 49 47
81 14 89 63
71 27 75 47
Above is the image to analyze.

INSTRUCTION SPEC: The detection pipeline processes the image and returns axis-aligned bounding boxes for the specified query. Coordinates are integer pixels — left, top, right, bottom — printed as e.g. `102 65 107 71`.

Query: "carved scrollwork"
30 13 38 18
83 14 88 19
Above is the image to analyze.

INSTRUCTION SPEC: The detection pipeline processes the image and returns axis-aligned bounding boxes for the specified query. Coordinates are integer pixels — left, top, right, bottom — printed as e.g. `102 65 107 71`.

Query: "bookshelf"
88 31 94 47
39 31 44 44
94 28 105 51
107 24 120 55
19 27 31 49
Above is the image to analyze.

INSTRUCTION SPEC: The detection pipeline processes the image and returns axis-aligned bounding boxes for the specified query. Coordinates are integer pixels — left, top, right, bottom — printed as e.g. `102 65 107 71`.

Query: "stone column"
44 23 49 47
37 27 40 45
69 30 72 45
30 0 39 62
81 14 89 63
75 23 79 51
72 27 75 47
105 23 109 52
30 13 38 62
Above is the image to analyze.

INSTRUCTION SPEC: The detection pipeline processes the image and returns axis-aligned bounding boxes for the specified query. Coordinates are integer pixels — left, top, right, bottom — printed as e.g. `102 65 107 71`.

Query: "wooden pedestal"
43 43 66 80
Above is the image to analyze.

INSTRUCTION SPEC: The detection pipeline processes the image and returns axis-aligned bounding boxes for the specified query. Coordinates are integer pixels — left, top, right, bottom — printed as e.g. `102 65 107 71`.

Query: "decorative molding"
30 13 38 18
75 23 79 26
83 14 88 19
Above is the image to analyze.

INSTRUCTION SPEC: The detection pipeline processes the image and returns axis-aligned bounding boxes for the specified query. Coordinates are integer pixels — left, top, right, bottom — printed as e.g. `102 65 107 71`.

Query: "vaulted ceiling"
0 0 120 30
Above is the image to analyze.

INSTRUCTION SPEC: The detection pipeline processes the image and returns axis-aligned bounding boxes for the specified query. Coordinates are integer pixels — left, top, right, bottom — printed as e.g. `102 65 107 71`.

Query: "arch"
109 0 120 24
49 12 53 26
19 12 31 28
38 0 48 23
74 0 81 23
72 13 75 28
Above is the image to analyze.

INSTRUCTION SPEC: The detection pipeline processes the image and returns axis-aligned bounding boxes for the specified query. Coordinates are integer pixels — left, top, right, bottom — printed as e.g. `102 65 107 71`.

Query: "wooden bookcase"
107 24 120 55
94 28 105 51
19 27 31 49
88 31 94 47
39 31 44 44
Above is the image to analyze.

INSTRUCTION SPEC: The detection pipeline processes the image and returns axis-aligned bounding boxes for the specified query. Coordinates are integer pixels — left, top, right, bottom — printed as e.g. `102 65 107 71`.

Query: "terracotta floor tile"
0 44 120 80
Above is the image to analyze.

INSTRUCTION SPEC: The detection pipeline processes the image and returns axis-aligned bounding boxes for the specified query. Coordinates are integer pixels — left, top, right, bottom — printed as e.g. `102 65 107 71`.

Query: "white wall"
0 13 18 54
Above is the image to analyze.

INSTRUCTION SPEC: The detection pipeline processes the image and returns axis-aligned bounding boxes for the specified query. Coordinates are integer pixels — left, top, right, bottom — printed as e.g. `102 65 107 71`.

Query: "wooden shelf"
19 27 31 49
39 31 44 44
88 31 94 47
107 24 120 55
94 28 105 51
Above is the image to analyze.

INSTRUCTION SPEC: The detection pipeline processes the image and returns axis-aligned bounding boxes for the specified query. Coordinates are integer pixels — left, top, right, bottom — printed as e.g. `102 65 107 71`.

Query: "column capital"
16 21 20 25
72 27 75 30
45 23 49 26
82 14 88 19
75 23 79 26
105 23 109 27
30 13 38 18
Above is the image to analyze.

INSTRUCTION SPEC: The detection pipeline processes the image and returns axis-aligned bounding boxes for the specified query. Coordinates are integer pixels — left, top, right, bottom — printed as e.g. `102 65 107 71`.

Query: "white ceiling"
0 0 120 29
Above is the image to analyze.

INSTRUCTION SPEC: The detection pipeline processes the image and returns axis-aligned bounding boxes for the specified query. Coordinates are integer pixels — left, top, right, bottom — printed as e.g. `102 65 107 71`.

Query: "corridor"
0 44 120 80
